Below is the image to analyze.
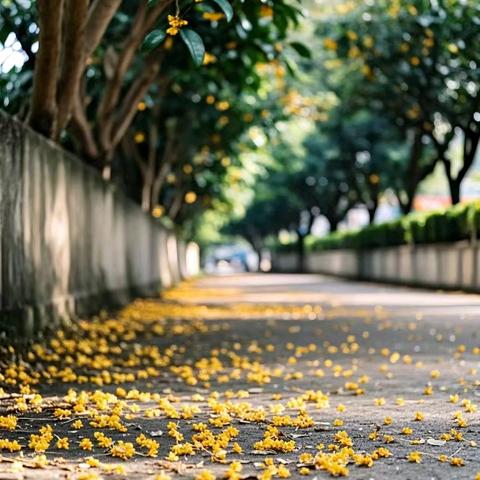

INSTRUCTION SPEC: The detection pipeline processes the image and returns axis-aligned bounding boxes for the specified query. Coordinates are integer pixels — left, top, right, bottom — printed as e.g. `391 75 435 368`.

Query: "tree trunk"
441 128 479 205
141 176 154 212
168 189 185 222
448 178 461 205
328 218 339 232
28 0 65 137
367 197 378 224
55 0 89 137
296 233 307 273
396 192 414 215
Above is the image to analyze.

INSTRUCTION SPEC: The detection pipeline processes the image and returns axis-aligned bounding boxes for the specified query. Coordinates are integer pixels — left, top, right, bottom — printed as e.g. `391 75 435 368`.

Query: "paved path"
0 274 479 479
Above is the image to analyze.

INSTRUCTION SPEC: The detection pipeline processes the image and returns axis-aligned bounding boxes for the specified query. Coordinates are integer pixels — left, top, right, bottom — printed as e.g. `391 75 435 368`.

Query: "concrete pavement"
0 273 478 479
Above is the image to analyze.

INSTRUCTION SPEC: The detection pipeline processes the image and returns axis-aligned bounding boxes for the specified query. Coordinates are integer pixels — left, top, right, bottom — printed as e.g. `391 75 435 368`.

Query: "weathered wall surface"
272 241 480 291
0 112 198 338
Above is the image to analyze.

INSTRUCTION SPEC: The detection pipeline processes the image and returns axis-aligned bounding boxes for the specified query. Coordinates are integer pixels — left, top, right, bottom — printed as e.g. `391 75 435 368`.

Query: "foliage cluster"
0 0 306 232
304 200 480 252
226 0 480 256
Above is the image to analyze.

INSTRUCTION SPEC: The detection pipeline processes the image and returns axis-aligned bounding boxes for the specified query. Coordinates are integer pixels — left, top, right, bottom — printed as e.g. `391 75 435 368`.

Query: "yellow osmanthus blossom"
56 437 69 449
77 473 102 480
32 455 48 467
407 451 422 463
110 441 135 460
196 470 215 480
166 15 188 36
79 438 94 451
29 425 53 452
323 38 338 51
0 415 18 431
414 411 424 421
86 457 101 468
203 12 225 22
0 281 477 478
259 5 273 18
154 474 172 480
0 439 22 452
254 426 296 453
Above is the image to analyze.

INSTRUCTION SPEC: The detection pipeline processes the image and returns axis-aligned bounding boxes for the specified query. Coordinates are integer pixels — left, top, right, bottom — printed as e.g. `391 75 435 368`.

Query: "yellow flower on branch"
323 38 338 51
167 15 188 36
407 451 422 463
203 12 225 22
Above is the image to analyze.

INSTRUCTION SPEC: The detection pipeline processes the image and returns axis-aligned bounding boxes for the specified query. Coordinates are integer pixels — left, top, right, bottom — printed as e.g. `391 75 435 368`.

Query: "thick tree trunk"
328 218 339 232
151 121 182 204
367 197 378 224
141 177 154 212
296 234 306 273
401 199 413 215
245 236 262 272
448 179 461 205
441 128 479 205
396 192 414 215
28 0 65 137
55 0 89 137
397 128 437 215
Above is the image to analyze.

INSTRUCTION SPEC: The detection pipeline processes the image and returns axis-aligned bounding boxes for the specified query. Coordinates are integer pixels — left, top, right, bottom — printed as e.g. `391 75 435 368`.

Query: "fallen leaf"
427 438 446 446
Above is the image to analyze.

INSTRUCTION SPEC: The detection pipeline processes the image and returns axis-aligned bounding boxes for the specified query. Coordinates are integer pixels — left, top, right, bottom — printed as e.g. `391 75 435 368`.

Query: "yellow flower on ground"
110 441 135 460
196 471 215 480
0 415 17 431
407 451 422 463
414 411 424 421
79 438 93 451
56 437 69 449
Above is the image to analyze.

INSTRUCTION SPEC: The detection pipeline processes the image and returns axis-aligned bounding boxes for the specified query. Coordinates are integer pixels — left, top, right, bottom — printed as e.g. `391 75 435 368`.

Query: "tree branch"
84 0 122 59
70 93 99 161
97 1 149 152
110 61 165 153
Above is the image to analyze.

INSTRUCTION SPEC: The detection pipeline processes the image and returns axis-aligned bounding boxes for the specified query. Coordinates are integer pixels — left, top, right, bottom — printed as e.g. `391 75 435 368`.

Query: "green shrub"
305 201 480 252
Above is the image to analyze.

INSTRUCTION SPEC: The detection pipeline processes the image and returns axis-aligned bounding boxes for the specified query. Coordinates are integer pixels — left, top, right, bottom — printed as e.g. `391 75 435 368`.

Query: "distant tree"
322 0 480 206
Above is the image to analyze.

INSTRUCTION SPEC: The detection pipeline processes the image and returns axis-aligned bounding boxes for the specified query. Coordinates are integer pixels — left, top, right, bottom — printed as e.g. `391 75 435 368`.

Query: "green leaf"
290 41 311 59
180 29 205 67
210 0 234 22
142 30 166 52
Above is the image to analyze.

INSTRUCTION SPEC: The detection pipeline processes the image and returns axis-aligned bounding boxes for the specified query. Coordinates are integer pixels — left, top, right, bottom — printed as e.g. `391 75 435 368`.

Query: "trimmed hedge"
306 201 480 252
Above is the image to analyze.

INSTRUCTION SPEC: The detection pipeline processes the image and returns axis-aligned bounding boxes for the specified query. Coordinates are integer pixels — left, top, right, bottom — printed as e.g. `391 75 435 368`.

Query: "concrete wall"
0 112 198 338
272 241 480 291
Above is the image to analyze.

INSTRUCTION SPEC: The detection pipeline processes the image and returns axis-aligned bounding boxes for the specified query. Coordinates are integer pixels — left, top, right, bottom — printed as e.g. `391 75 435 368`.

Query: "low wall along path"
273 241 480 291
0 111 199 337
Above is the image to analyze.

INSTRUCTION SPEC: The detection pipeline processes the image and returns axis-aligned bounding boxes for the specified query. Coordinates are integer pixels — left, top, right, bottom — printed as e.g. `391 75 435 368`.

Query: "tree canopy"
2 0 480 248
